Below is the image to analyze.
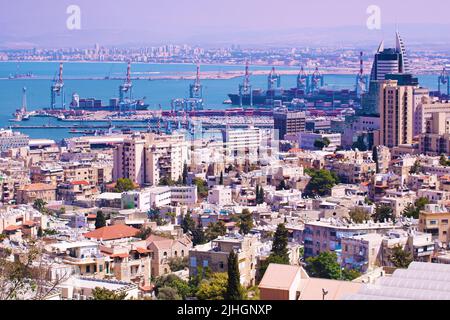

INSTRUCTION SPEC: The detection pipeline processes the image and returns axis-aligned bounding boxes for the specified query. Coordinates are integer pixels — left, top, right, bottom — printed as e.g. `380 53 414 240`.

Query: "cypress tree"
182 162 188 185
372 146 379 173
226 250 243 300
95 210 106 229
219 171 224 185
239 209 253 235
271 223 289 263
192 221 206 246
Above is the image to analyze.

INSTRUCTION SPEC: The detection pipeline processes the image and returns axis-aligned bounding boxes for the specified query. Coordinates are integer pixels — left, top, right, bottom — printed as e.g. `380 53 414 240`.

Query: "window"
442 220 449 225
203 260 209 267
86 265 90 273
190 257 197 268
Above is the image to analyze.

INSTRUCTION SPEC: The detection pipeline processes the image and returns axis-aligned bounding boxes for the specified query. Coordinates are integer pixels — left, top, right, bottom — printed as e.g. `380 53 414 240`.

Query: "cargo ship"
227 66 360 108
69 93 149 111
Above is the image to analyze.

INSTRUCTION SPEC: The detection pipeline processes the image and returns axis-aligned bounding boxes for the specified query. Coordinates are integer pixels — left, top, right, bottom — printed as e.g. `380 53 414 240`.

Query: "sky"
1 0 450 48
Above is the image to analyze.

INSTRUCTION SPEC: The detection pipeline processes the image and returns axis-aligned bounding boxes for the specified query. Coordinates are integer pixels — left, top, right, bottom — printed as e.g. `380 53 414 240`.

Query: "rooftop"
83 225 139 241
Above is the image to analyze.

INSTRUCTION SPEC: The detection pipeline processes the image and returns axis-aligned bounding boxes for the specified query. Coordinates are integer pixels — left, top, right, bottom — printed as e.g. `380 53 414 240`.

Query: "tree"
256 185 265 205
114 178 135 192
372 204 394 223
440 154 450 167
314 138 330 150
352 135 368 151
226 250 243 300
167 257 189 272
157 287 181 300
92 287 127 300
0 241 71 300
347 207 371 224
159 176 176 186
136 227 152 240
192 221 206 246
341 268 361 281
95 210 106 229
33 199 47 213
389 245 413 268
304 168 339 197
305 252 341 280
403 197 430 219
410 160 422 174
258 254 290 282
154 274 192 299
277 180 287 191
196 273 228 300
205 221 227 242
182 162 189 185
181 212 196 234
37 227 43 238
238 209 253 235
372 146 380 173
193 178 208 199
219 171 224 185
271 224 290 262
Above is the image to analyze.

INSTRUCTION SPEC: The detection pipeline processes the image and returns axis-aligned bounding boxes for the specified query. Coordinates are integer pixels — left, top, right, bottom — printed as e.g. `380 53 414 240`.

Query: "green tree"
114 178 135 192
410 160 422 174
192 221 206 246
193 178 208 199
256 185 265 204
305 252 341 280
314 137 331 150
258 254 290 282
95 210 106 229
226 250 244 300
403 197 430 219
219 171 224 185
440 154 450 166
304 168 339 197
277 180 287 191
33 199 47 213
159 176 176 186
181 212 196 234
347 207 371 224
372 204 394 223
167 257 189 272
238 209 253 235
182 162 189 185
92 287 127 300
157 287 181 300
341 268 361 281
352 135 368 151
196 273 228 300
155 274 192 299
271 224 289 262
389 245 413 268
205 221 227 242
37 227 43 238
136 226 152 240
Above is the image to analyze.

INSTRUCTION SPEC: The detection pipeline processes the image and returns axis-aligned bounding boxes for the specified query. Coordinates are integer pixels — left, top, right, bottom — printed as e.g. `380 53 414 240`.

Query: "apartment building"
419 204 450 248
189 234 258 287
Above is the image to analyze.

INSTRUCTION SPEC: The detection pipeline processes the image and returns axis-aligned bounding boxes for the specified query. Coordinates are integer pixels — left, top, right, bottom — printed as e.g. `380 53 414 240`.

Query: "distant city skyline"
1 0 450 49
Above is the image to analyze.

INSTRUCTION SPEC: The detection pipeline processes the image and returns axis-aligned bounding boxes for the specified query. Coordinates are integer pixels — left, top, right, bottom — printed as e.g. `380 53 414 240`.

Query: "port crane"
438 67 450 96
310 66 324 94
297 66 309 93
118 61 134 115
239 60 253 107
51 62 66 110
189 63 203 99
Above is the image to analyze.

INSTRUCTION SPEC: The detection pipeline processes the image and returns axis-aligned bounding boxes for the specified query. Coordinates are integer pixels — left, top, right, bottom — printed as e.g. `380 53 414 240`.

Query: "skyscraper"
379 75 417 148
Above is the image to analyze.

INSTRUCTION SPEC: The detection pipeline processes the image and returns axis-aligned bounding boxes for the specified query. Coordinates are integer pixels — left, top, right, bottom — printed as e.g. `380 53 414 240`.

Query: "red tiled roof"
86 214 97 219
18 183 56 192
22 220 36 227
4 225 21 231
83 225 139 241
71 180 89 186
135 247 151 254
109 253 129 258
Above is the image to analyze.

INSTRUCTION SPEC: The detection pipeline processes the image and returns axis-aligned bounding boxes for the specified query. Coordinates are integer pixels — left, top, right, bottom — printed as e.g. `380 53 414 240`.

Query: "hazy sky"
1 0 449 47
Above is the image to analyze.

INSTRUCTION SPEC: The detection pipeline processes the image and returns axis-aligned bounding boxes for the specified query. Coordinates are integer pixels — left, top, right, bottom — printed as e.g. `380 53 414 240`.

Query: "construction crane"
119 61 134 115
239 60 253 107
51 62 65 110
267 66 281 90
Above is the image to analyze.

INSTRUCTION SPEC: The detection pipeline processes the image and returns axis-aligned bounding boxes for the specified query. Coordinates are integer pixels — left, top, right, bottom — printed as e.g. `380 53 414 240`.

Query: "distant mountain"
1 23 450 50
